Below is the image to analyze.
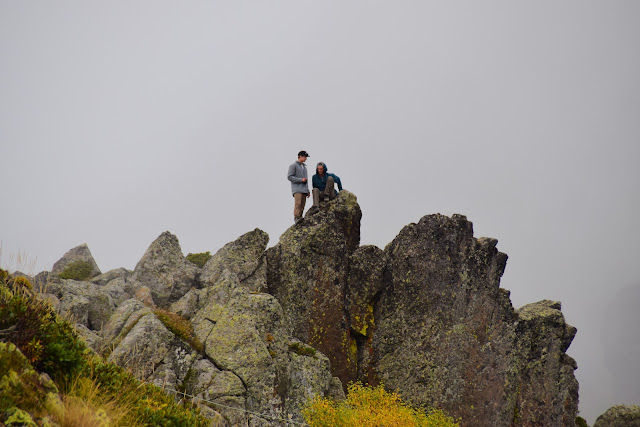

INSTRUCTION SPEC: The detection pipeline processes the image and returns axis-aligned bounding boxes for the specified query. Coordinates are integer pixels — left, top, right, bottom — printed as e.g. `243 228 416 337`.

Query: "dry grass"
52 376 143 427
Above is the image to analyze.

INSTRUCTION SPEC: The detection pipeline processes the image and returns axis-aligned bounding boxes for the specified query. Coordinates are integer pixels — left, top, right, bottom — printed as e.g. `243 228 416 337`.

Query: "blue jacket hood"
316 162 328 174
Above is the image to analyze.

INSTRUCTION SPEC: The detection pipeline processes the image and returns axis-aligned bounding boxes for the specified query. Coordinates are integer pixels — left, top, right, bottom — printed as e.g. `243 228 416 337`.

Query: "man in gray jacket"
287 150 310 224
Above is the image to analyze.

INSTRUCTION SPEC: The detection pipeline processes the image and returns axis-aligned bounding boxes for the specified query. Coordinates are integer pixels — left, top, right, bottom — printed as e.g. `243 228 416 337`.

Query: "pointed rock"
131 231 198 307
267 190 362 385
200 228 269 291
52 243 101 279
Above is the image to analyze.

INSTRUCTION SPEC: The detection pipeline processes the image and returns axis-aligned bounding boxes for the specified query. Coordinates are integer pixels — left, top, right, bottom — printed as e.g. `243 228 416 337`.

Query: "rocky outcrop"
131 231 199 308
51 243 101 278
267 190 362 386
27 191 582 426
267 199 579 425
101 230 343 426
594 405 640 427
189 261 342 424
44 279 123 333
200 228 269 291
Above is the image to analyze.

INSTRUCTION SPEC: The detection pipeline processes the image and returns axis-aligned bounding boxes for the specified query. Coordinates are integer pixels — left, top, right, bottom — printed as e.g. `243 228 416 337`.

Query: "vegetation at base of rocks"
51 375 142 427
303 382 460 427
153 308 204 352
289 341 317 357
575 415 589 427
0 271 210 426
58 260 93 280
13 276 33 292
86 359 208 426
0 273 89 381
186 251 212 268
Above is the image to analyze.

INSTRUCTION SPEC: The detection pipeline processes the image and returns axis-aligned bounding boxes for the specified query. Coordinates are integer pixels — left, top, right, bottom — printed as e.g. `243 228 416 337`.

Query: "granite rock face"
189 262 341 425
131 231 199 308
200 228 269 291
101 230 342 426
266 200 579 425
28 193 583 426
51 243 101 278
267 190 362 386
91 268 131 286
44 279 120 333
372 214 515 424
594 405 640 427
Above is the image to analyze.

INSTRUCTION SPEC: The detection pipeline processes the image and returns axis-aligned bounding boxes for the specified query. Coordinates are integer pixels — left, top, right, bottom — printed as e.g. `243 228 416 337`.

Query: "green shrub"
186 252 212 268
576 416 589 427
303 382 460 427
0 280 88 383
58 260 93 281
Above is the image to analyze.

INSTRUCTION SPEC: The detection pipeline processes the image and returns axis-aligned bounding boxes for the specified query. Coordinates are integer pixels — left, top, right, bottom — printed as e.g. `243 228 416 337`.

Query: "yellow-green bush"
303 382 460 427
153 308 203 352
13 276 33 292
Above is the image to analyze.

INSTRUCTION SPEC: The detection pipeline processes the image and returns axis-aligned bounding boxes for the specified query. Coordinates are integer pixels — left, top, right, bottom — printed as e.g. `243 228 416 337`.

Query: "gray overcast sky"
1 2 639 423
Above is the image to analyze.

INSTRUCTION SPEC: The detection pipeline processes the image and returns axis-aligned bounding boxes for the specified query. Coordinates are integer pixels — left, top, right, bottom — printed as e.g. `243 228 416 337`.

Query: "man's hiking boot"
307 206 320 216
294 216 304 225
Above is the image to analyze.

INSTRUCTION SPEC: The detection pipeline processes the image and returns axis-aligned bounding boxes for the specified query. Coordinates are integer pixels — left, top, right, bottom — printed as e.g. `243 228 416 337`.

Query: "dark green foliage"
576 416 589 427
186 251 212 268
289 341 317 357
58 260 93 280
0 277 88 383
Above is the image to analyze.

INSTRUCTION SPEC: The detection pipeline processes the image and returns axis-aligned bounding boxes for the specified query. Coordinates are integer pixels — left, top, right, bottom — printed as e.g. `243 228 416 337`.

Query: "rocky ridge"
26 190 583 426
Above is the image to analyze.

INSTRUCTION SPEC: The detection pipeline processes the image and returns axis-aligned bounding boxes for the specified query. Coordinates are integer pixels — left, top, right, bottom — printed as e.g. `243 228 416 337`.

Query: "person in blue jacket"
310 162 342 213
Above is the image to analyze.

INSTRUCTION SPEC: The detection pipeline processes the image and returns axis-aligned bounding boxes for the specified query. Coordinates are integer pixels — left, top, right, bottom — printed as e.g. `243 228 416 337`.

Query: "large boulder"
51 243 101 277
513 300 579 426
51 243 101 278
107 310 180 379
45 279 118 333
267 190 362 385
91 268 131 286
131 231 199 307
370 214 577 426
200 228 269 291
190 271 341 425
594 405 640 427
